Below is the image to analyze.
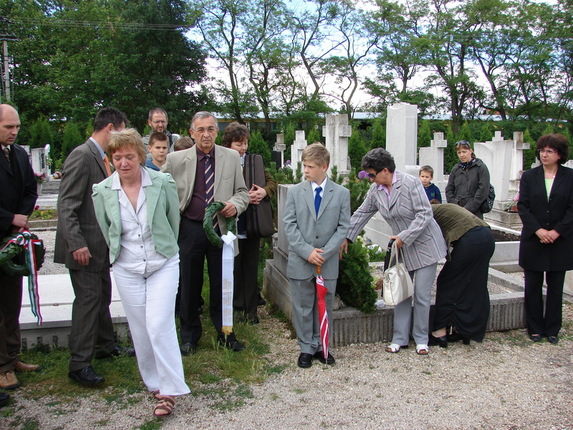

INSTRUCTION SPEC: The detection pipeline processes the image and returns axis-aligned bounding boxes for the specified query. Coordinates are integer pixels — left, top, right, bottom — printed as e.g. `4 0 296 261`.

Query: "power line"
6 16 192 32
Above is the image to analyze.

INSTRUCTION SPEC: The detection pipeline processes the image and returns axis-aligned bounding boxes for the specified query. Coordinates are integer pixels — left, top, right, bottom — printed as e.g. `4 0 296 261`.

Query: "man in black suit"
55 107 133 387
0 104 40 391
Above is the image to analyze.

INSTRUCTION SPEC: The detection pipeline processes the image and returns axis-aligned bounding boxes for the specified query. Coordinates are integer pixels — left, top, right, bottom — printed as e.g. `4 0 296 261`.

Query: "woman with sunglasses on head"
343 148 447 356
445 140 491 219
518 133 573 345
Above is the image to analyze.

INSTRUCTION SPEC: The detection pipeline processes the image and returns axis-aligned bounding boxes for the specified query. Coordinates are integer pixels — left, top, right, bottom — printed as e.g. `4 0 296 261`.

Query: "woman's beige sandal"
154 395 175 417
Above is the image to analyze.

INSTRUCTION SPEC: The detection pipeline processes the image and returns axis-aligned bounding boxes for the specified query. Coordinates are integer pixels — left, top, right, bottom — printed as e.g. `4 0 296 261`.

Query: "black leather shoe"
429 334 448 348
0 392 9 407
313 351 335 365
257 294 267 306
297 353 313 368
547 335 559 344
218 333 245 352
68 366 105 387
95 345 136 359
529 334 543 342
180 342 198 356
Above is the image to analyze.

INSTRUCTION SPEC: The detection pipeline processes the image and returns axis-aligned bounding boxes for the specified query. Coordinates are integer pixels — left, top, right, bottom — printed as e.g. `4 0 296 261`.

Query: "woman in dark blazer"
222 122 276 324
518 133 573 344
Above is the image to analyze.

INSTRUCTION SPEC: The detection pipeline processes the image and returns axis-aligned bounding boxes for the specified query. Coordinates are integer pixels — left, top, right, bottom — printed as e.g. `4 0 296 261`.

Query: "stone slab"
20 273 129 350
264 258 528 347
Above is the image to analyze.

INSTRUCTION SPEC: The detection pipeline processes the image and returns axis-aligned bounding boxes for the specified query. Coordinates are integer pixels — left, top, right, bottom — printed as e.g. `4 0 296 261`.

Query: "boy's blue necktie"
314 186 322 215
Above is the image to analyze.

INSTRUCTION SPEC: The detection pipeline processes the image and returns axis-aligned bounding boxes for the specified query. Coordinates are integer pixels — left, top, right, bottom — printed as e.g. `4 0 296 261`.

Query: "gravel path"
8 229 573 429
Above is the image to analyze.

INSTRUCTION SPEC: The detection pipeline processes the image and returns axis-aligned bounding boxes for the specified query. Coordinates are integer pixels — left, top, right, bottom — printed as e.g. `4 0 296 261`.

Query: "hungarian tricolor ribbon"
0 230 43 325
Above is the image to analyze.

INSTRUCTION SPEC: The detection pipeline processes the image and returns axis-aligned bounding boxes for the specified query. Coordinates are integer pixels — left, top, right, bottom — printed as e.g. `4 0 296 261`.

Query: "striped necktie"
205 154 218 228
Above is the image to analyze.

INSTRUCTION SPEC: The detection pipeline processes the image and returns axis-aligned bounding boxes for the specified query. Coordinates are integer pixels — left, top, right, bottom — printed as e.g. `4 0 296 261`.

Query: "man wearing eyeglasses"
142 108 180 152
162 112 249 354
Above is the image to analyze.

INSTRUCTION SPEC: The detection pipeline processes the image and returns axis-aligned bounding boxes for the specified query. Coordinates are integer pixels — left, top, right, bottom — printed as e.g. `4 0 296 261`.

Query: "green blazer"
92 167 180 264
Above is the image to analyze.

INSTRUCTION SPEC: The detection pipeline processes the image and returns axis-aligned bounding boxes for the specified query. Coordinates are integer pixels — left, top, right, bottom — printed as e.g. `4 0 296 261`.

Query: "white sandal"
385 343 401 353
416 344 429 355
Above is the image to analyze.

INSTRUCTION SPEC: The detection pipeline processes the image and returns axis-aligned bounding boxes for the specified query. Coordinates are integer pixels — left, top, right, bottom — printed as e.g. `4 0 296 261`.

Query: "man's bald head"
0 104 21 146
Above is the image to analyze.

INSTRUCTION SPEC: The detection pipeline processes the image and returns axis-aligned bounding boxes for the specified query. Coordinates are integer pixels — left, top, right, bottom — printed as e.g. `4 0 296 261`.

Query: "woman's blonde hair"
108 128 147 165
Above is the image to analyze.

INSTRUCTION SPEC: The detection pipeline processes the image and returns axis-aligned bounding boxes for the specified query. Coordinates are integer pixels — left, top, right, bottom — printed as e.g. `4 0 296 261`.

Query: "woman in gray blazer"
345 148 447 355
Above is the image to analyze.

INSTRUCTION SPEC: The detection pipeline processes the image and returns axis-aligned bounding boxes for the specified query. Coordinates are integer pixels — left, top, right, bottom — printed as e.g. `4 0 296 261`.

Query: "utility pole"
0 17 17 103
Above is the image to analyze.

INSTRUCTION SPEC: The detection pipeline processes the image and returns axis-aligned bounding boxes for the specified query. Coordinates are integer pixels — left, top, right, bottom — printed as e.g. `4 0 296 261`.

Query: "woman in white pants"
92 128 189 417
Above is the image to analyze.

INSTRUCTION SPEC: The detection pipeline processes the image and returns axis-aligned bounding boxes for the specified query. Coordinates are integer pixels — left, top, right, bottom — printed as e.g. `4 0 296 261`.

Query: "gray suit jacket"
54 140 110 271
283 180 351 280
162 145 249 239
347 171 446 271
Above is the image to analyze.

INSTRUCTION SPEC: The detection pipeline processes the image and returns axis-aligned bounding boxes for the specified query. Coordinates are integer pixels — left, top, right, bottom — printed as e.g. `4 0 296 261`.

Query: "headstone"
31 147 49 181
418 131 448 193
509 132 529 199
273 133 286 168
293 130 307 170
386 103 418 171
322 114 351 175
474 131 513 202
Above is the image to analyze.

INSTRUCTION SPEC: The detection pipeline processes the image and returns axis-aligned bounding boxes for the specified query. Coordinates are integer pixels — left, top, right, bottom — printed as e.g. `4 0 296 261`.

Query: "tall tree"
320 1 378 117
192 0 259 123
3 0 208 132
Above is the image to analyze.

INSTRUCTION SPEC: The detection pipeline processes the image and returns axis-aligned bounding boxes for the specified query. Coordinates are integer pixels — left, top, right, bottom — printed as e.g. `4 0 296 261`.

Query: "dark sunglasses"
455 140 472 149
367 171 378 179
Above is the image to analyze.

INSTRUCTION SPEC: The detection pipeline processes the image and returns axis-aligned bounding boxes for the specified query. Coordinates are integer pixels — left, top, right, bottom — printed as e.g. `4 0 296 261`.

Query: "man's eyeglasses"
367 171 378 179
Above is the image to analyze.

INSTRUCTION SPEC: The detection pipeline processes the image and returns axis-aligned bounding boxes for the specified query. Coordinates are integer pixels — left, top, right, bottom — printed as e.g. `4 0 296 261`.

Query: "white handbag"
382 240 414 306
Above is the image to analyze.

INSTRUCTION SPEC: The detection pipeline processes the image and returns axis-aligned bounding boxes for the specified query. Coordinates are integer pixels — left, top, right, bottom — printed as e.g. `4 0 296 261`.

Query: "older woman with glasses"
92 129 189 417
343 148 447 355
518 133 573 345
445 140 491 219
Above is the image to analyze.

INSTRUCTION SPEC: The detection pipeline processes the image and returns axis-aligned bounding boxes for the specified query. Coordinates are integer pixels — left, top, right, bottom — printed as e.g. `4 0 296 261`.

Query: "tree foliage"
3 0 208 133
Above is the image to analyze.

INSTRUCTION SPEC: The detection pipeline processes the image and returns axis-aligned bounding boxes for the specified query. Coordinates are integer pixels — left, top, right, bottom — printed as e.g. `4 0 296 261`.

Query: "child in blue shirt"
420 165 442 204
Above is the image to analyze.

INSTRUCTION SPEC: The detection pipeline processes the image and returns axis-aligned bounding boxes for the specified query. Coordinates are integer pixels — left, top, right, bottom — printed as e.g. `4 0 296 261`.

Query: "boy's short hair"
174 136 194 151
148 131 168 147
302 142 330 166
419 165 434 177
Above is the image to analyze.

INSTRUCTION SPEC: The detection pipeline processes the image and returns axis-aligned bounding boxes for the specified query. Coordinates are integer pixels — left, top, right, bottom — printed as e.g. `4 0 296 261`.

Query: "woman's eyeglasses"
538 148 557 155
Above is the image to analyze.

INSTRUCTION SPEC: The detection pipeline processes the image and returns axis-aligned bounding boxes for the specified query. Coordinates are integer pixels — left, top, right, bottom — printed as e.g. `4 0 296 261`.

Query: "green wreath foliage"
0 232 45 276
337 238 378 313
203 201 237 248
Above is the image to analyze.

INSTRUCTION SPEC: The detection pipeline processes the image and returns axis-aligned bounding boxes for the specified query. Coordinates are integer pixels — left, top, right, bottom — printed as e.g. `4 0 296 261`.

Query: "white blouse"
112 167 167 275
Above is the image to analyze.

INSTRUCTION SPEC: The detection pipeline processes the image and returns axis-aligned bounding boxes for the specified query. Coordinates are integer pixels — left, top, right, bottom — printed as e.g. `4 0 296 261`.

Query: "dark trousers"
233 236 260 320
178 218 223 344
524 270 566 337
68 268 116 371
0 274 22 373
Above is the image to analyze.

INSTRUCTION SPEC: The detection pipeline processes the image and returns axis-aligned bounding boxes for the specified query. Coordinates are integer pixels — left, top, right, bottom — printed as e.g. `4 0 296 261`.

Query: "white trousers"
112 255 190 396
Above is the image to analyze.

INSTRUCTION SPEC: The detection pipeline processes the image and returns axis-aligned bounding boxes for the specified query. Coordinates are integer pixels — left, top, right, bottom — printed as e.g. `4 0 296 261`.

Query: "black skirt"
432 226 495 342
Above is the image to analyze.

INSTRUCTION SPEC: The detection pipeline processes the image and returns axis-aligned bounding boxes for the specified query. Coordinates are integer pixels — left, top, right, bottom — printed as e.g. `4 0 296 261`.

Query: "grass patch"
137 420 163 430
29 209 57 220
12 278 289 428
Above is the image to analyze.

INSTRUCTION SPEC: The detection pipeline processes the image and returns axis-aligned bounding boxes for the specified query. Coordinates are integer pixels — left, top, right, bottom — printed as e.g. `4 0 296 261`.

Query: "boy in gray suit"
283 143 350 368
